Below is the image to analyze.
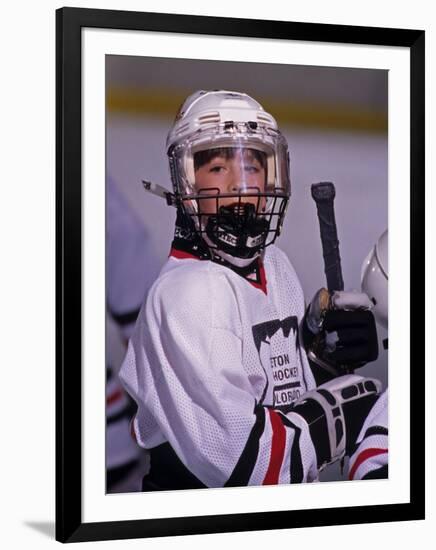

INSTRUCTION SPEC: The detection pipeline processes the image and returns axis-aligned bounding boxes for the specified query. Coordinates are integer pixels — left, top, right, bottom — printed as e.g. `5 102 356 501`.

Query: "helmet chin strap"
203 235 262 268
201 203 268 268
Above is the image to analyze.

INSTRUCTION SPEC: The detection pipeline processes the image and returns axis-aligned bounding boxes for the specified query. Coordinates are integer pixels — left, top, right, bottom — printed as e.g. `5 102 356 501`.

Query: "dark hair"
194 147 267 171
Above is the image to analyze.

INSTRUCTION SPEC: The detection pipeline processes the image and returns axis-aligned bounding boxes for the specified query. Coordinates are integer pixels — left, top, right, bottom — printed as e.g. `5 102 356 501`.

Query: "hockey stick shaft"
311 182 344 292
141 180 177 207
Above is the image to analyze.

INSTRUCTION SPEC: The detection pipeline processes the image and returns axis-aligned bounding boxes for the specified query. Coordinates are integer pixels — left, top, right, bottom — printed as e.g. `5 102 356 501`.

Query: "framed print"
56 7 425 543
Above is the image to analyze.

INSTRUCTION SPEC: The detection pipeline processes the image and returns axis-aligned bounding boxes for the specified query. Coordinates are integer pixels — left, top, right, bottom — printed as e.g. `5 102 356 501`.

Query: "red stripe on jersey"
248 262 268 295
169 247 200 260
170 246 268 293
263 409 286 485
107 388 123 405
348 448 388 480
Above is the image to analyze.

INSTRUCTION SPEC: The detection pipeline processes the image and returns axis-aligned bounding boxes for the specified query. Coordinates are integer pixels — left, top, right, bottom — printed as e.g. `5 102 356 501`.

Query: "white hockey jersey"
119 244 319 488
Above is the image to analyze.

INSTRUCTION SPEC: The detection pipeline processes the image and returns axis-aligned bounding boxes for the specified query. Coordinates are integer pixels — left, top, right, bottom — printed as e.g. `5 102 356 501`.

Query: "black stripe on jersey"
291 398 331 470
109 307 141 327
225 406 266 487
362 464 388 480
278 413 304 483
349 425 389 457
364 425 388 439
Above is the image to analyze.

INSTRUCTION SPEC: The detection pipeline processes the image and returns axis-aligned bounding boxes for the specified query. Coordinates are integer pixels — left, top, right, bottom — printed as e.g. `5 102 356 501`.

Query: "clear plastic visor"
170 123 290 214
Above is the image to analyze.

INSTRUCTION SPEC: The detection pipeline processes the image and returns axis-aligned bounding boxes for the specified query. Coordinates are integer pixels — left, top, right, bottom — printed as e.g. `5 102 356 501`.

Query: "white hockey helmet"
361 230 388 329
166 90 291 267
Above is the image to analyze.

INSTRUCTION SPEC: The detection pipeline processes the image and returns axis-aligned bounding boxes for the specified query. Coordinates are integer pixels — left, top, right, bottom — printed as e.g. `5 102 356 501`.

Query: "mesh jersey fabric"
119 244 319 488
348 389 388 480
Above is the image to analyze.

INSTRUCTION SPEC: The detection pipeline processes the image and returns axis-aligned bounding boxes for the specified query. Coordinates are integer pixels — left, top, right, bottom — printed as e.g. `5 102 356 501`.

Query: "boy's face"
194 148 267 215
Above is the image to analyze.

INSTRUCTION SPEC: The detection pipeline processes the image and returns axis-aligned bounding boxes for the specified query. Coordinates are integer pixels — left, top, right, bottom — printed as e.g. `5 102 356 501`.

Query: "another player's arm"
348 390 388 480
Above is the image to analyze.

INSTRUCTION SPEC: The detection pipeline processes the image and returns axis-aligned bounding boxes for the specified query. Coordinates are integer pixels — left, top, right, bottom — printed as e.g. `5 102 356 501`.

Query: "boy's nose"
227 182 242 193
227 167 244 193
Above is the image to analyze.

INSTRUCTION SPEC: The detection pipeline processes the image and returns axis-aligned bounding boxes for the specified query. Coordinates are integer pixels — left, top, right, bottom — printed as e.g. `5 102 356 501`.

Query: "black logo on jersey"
252 316 302 409
252 316 299 352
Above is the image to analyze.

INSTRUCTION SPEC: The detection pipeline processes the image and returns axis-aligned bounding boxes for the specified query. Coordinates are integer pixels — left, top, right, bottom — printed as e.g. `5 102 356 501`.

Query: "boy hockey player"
120 90 380 490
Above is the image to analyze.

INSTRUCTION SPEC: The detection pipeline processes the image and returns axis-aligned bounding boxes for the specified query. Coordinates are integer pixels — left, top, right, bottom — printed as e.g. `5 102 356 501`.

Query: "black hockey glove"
291 374 381 470
303 288 379 379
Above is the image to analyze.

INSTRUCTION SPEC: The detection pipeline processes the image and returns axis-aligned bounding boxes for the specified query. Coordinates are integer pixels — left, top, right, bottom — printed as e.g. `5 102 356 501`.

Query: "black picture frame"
56 7 425 543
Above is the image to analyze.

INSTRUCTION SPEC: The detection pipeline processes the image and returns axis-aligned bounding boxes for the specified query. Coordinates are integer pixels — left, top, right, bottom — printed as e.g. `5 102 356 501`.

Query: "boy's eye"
209 165 225 173
244 164 260 173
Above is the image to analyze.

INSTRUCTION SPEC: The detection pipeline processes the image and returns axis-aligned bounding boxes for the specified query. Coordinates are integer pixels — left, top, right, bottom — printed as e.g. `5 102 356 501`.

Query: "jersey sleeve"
120 262 319 488
348 390 388 480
